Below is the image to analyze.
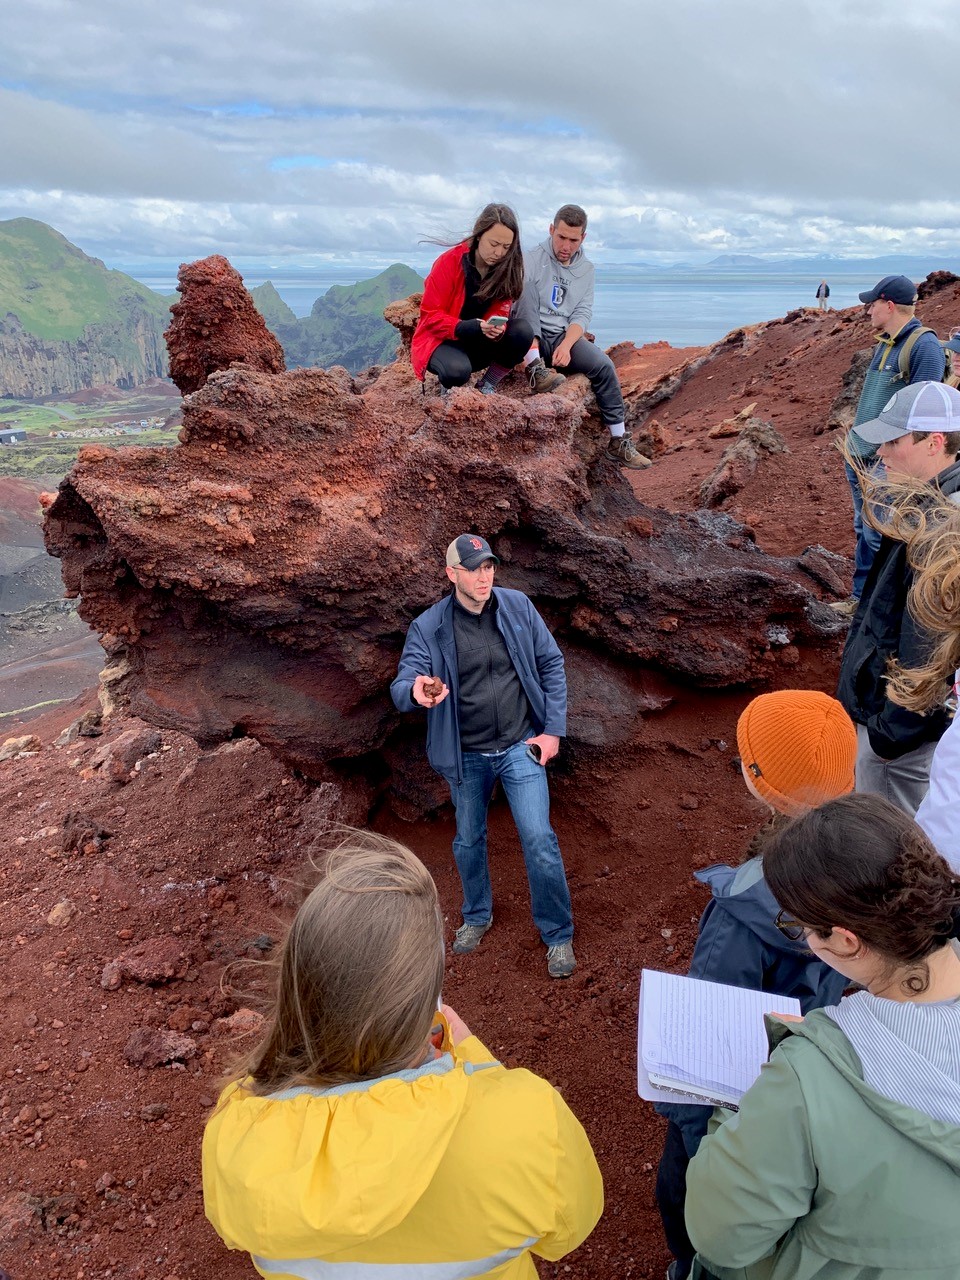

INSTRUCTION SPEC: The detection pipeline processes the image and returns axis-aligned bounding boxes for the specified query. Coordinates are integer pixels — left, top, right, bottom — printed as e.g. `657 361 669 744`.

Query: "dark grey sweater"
453 595 532 752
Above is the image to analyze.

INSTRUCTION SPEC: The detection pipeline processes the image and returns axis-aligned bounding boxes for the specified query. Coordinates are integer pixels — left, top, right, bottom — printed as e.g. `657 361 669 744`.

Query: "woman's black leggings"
427 318 534 388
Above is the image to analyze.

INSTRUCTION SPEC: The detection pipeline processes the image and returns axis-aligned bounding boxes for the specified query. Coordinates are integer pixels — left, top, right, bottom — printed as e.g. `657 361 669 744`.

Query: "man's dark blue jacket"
390 587 566 786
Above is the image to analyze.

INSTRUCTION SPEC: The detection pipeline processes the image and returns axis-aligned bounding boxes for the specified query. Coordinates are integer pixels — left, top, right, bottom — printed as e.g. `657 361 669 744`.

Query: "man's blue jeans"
844 457 884 600
449 741 573 946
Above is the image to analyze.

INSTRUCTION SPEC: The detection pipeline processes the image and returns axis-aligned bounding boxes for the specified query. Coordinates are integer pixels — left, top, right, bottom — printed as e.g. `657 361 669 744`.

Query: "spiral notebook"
637 969 800 1110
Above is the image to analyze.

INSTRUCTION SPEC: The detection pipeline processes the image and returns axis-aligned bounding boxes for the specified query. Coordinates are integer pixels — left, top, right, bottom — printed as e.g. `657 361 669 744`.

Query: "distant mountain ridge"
0 219 171 397
616 252 960 275
253 263 424 374
249 281 296 328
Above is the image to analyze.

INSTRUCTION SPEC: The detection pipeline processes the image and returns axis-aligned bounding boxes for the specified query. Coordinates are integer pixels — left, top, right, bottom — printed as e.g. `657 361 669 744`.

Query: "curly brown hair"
763 794 960 995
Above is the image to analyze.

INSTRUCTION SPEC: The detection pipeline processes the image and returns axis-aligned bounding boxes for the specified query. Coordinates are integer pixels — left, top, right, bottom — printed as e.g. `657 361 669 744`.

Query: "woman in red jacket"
412 203 533 394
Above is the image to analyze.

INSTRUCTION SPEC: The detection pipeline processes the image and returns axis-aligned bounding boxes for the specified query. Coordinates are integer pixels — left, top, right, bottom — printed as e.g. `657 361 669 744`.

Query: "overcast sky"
3 0 960 270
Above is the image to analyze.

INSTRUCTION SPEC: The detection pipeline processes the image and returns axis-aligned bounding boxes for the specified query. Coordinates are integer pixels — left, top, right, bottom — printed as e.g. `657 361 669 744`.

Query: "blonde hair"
838 439 898 541
837 445 960 712
883 487 960 712
229 831 445 1096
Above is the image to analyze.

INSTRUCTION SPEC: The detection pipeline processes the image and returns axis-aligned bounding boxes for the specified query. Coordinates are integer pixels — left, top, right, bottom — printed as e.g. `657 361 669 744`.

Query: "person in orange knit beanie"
655 689 857 1280
736 688 857 817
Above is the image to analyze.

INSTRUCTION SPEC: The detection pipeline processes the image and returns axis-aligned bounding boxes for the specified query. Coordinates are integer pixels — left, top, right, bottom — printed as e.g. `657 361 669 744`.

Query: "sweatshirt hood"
695 859 806 957
826 989 960 1126
770 1006 960 1173
202 1053 476 1257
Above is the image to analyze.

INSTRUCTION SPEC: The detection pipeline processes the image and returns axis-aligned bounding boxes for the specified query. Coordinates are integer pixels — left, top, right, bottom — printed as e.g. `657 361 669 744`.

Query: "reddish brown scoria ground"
0 652 842 1280
0 299 893 1279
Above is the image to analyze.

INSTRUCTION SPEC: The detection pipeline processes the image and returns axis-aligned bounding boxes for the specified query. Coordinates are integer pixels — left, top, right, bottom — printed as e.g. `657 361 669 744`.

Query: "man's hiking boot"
452 919 492 955
829 595 858 618
528 358 565 393
546 940 576 978
604 432 652 469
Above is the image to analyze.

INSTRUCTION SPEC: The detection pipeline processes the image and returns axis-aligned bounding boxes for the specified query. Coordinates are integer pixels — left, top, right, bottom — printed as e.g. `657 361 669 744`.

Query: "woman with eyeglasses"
685 793 960 1280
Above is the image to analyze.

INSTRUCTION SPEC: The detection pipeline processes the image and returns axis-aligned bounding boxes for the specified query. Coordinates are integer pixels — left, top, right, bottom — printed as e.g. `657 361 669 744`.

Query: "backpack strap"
897 326 936 380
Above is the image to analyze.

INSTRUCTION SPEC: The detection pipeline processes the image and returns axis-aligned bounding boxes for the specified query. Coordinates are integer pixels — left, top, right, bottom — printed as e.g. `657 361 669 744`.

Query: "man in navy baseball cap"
832 273 945 617
445 534 501 571
857 274 918 305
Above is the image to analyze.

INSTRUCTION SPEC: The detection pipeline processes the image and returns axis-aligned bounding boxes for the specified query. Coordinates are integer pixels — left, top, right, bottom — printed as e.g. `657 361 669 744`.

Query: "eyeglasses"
775 909 812 942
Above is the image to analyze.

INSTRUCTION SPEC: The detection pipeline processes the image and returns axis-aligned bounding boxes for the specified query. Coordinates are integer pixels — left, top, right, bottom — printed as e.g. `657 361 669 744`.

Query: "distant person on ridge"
517 204 650 469
391 534 576 979
815 279 830 310
411 203 534 396
832 274 944 617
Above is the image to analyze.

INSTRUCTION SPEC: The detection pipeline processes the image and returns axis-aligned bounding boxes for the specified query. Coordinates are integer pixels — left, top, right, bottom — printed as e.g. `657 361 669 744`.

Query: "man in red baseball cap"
391 533 576 978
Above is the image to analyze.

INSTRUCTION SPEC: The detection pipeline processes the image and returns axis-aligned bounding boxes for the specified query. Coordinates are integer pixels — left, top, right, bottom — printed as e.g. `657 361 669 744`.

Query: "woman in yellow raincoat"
202 831 603 1280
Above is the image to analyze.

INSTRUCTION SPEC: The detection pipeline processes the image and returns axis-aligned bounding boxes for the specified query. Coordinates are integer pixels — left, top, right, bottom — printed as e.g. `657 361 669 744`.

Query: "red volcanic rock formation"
165 255 285 396
44 259 847 813
700 417 788 508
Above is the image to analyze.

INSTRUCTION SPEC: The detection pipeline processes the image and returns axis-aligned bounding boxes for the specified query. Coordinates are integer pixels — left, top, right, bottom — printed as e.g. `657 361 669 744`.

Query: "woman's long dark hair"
424 203 524 304
763 793 960 994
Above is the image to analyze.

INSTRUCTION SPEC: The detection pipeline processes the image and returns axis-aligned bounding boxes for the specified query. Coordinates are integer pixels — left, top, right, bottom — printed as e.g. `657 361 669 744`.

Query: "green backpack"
897 326 952 383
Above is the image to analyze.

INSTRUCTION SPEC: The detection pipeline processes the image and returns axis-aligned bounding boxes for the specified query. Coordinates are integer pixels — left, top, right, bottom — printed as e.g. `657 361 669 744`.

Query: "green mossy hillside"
264 263 424 374
249 281 297 328
0 218 170 342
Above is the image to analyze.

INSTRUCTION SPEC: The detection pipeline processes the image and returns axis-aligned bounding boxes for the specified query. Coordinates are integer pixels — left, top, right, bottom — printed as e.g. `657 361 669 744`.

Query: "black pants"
656 1120 697 1279
538 330 625 426
427 318 534 388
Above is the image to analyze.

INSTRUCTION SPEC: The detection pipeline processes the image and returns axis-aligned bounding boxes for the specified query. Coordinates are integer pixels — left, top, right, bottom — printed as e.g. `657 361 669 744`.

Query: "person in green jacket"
685 793 960 1280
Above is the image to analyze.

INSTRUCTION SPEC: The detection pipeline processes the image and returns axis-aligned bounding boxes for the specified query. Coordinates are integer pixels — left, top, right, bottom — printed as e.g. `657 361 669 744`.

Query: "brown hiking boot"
828 595 858 618
604 432 652 469
528 358 565 393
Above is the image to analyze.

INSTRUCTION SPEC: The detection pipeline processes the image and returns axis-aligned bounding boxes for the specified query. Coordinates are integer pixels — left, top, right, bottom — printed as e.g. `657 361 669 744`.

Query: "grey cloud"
3 0 960 264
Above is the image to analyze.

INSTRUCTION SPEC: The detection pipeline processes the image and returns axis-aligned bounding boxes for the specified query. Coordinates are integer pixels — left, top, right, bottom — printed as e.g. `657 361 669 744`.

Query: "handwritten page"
637 969 800 1106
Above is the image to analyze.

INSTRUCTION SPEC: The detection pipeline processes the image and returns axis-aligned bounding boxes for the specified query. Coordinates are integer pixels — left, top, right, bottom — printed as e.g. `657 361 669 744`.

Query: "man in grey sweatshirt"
518 204 649 469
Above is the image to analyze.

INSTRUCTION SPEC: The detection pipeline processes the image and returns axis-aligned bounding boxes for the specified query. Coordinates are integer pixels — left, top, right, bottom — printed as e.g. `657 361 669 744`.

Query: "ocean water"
136 265 878 350
592 269 874 348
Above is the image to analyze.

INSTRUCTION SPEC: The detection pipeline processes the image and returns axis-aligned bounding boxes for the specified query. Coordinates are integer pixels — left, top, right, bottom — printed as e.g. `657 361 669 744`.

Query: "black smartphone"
526 743 542 763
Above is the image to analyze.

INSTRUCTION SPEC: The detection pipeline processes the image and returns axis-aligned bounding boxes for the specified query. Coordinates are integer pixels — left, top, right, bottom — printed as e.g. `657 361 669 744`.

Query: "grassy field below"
0 382 180 479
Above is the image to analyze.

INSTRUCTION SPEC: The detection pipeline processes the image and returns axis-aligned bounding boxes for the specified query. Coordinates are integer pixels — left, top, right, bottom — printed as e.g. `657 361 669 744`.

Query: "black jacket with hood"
837 457 960 760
